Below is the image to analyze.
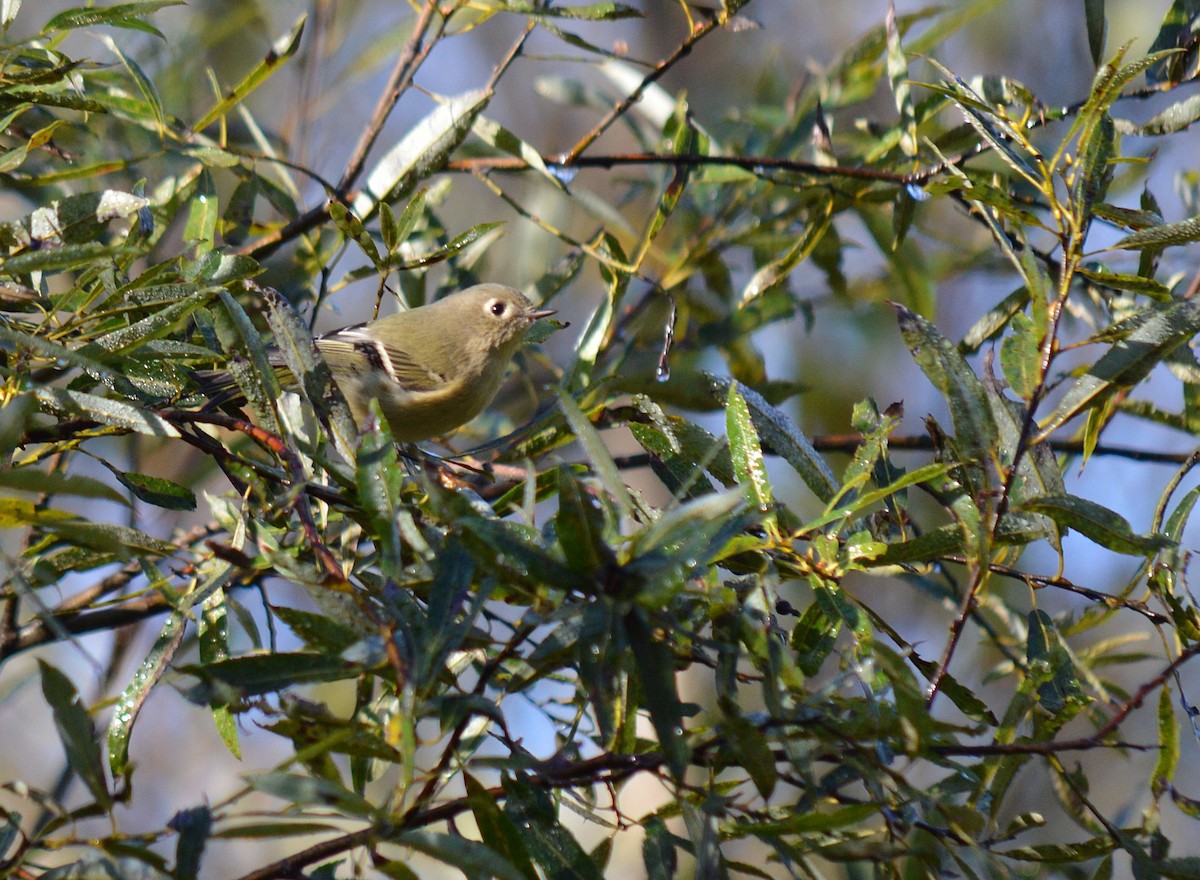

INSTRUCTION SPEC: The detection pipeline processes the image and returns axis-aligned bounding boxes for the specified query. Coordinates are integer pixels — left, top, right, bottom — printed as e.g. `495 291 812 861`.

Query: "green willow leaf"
1020 493 1172 555
1037 299 1200 440
502 776 605 880
34 386 180 437
192 14 305 131
107 610 186 777
39 661 111 809
395 830 529 880
1112 215 1200 250
893 303 996 467
625 608 689 780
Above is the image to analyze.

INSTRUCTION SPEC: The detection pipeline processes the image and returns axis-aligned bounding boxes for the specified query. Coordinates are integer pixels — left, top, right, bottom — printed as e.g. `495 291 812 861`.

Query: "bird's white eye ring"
489 300 507 317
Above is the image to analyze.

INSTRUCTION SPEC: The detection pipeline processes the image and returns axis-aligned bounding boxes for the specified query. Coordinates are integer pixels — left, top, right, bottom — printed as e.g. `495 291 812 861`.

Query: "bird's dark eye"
489 300 507 317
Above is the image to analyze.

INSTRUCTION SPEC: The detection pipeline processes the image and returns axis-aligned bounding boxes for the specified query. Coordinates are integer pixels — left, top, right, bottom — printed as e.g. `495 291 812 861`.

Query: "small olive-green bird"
200 283 555 442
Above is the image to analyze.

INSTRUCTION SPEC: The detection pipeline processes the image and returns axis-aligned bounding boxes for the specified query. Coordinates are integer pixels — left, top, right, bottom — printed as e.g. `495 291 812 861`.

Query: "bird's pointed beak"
527 307 556 320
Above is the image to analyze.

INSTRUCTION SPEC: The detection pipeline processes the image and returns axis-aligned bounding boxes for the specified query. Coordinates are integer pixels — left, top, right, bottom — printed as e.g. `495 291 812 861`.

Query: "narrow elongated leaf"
43 1 182 34
715 378 838 502
1085 0 1106 66
465 774 539 880
106 467 196 510
1037 300 1200 440
555 467 612 575
193 15 305 131
183 653 358 699
396 830 529 880
499 1 641 18
893 303 996 466
1020 494 1172 555
262 285 357 459
625 608 689 779
354 89 492 217
34 386 180 437
472 114 562 187
249 772 376 817
643 816 678 880
169 806 212 880
502 775 606 880
1112 216 1200 251
1146 0 1200 85
39 661 111 808
108 610 187 776
721 712 777 799
1153 683 1180 796
558 389 635 515
725 383 772 515
0 468 125 503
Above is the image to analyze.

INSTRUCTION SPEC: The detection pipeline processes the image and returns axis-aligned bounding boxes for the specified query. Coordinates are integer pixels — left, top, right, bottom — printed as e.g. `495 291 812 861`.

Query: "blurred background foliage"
4 0 1200 878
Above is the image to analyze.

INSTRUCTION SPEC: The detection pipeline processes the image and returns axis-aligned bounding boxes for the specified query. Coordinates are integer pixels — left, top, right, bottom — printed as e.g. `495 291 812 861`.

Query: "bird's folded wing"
316 328 445 393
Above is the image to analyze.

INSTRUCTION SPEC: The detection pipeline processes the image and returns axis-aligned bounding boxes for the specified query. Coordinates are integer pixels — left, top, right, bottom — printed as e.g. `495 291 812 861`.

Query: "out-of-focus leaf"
183 653 359 699
792 598 840 674
354 89 492 218
740 199 832 303
39 661 111 808
1085 0 1106 67
500 1 641 18
40 854 171 880
193 15 305 131
353 411 404 580
459 516 578 592
465 774 539 880
643 816 677 880
885 0 917 156
721 712 777 798
169 806 212 880
558 389 635 515
1146 0 1200 86
472 115 562 188
0 468 125 503
39 519 180 557
248 772 376 817
555 467 612 576
43 1 182 36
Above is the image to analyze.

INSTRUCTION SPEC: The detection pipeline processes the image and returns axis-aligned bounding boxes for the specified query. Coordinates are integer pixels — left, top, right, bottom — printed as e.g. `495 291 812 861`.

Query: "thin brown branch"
948 556 1171 625
336 0 443 194
162 410 346 584
561 15 720 163
237 1 444 262
450 150 939 183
